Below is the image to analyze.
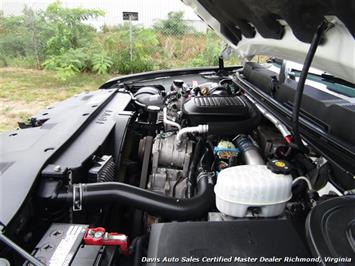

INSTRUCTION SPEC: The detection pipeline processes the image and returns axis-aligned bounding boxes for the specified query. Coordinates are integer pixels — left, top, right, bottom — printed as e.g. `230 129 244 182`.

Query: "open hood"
183 0 355 84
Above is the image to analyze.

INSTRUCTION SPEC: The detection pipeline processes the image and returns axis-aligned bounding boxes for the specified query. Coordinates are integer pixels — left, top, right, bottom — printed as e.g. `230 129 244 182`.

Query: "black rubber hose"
55 174 214 221
292 20 329 151
199 140 214 171
186 138 205 198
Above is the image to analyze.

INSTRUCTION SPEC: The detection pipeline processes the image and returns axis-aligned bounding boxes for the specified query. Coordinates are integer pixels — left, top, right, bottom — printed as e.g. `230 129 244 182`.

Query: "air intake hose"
235 135 265 165
54 173 215 221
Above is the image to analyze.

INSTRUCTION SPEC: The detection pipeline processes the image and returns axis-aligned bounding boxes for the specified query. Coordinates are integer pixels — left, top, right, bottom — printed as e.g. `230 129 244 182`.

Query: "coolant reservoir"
214 165 292 217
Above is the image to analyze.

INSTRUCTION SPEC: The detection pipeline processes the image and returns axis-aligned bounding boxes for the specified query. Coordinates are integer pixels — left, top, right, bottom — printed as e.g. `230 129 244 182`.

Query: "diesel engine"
1 71 337 266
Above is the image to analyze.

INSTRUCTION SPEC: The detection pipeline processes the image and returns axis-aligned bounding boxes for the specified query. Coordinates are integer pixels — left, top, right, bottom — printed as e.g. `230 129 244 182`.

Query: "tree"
153 11 193 36
0 12 27 59
41 2 105 79
43 1 104 55
23 7 42 68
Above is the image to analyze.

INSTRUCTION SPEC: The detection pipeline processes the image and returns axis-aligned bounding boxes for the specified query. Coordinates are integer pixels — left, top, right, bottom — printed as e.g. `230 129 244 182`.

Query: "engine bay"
1 66 354 265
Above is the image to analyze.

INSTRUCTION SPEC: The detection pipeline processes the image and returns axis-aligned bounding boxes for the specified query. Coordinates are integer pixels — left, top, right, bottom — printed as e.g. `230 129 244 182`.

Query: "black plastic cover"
243 62 355 146
277 79 355 146
306 196 355 265
243 62 278 96
183 96 250 124
147 219 313 265
0 89 118 225
51 93 132 171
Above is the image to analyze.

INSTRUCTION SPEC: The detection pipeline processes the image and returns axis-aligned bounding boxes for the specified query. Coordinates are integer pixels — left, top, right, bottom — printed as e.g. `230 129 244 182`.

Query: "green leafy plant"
100 25 159 74
43 48 89 80
91 53 113 74
43 1 104 56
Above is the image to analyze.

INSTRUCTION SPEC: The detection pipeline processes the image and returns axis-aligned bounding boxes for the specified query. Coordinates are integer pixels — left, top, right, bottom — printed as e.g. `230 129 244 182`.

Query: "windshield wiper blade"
321 73 355 88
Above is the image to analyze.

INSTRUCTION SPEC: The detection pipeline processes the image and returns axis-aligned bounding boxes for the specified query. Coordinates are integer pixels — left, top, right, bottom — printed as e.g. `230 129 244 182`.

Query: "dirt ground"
0 67 114 132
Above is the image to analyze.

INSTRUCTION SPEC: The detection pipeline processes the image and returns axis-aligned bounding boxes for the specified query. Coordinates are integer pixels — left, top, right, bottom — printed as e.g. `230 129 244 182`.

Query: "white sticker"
49 225 85 266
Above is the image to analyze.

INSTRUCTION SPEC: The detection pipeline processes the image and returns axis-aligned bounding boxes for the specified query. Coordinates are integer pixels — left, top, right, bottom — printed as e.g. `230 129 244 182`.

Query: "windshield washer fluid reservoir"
214 165 292 217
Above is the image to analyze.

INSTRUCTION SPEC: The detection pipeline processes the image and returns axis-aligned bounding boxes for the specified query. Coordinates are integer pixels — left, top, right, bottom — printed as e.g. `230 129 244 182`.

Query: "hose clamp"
197 171 215 185
73 184 83 211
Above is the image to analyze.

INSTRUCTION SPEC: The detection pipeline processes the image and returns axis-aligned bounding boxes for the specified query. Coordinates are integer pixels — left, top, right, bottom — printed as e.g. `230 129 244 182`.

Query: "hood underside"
183 0 355 84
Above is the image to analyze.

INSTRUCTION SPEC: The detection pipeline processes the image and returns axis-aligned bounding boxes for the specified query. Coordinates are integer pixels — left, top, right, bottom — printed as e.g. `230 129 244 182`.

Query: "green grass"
0 67 116 131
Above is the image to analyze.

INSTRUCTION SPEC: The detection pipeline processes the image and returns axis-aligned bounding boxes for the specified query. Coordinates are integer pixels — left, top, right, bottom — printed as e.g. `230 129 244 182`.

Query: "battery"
28 224 89 266
27 224 120 266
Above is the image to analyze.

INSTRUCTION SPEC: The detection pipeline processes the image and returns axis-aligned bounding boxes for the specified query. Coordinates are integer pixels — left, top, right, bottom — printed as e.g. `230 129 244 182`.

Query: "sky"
1 0 201 28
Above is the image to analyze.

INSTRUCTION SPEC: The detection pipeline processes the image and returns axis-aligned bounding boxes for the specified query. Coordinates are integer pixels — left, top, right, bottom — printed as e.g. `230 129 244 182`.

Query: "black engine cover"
182 96 251 125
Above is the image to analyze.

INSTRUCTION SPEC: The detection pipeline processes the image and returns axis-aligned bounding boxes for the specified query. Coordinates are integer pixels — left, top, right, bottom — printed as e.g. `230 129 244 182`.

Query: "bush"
43 48 89 80
0 2 104 75
100 25 159 73
91 53 113 74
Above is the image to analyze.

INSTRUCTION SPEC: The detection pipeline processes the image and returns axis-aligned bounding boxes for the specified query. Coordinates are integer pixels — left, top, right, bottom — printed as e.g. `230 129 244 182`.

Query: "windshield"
267 60 355 101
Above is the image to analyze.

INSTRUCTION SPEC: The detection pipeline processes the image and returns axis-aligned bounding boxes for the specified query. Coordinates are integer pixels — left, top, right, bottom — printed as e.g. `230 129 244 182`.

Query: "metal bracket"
73 184 83 211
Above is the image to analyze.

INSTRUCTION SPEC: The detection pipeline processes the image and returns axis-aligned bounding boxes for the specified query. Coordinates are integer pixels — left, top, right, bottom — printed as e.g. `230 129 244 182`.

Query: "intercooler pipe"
176 124 208 149
244 94 293 144
234 135 265 165
54 174 215 221
163 107 181 130
175 120 260 149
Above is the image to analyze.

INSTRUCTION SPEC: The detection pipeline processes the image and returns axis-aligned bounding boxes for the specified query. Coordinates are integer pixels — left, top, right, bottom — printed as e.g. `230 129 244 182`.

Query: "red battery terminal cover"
83 227 129 255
